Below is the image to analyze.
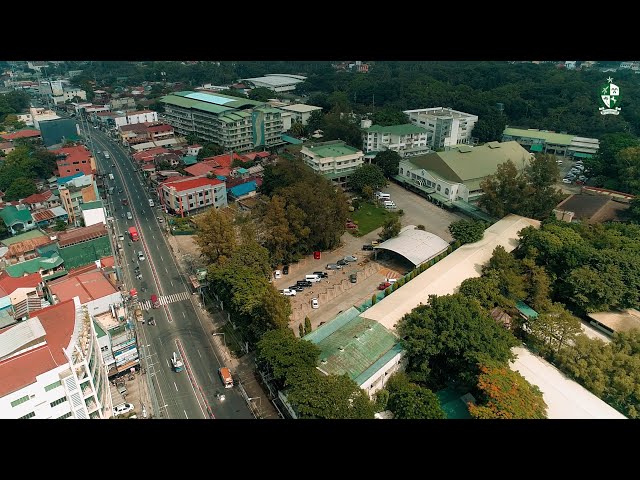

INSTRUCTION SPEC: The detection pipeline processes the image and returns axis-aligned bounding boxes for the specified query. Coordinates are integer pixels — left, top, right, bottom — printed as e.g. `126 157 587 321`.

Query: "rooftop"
243 75 307 87
229 181 257 198
366 124 428 135
0 272 42 297
4 254 63 278
361 214 541 331
503 127 575 146
404 107 477 120
587 309 640 335
48 270 117 304
161 90 263 112
0 205 33 226
6 236 52 258
0 129 41 140
303 140 362 158
57 223 107 248
279 103 322 113
21 190 54 205
0 298 76 397
555 194 629 223
375 225 449 266
304 307 402 385
1 230 48 246
162 176 223 192
52 145 92 164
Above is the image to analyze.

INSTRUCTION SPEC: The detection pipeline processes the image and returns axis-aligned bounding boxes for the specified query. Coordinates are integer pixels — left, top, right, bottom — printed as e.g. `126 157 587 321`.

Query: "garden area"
349 202 399 236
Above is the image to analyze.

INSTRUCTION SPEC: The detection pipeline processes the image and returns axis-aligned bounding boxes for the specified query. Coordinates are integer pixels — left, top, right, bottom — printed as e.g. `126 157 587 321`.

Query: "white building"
114 110 158 128
278 104 322 127
404 107 478 149
80 200 107 227
363 123 430 158
52 88 87 105
17 112 33 126
0 297 112 419
29 106 60 130
242 74 307 93
300 140 365 187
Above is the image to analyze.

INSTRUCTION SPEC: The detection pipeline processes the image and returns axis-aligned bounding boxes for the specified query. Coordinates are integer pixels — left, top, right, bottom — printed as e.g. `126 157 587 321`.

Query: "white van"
104 151 110 159
384 201 396 209
376 193 391 200
305 274 321 282
148 199 155 207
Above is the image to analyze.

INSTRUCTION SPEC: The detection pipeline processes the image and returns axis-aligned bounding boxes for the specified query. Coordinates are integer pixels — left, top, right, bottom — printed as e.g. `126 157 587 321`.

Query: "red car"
346 222 357 229
378 281 391 290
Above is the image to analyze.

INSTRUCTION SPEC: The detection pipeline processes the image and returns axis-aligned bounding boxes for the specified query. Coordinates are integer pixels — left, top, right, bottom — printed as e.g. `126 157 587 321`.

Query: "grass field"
349 202 395 236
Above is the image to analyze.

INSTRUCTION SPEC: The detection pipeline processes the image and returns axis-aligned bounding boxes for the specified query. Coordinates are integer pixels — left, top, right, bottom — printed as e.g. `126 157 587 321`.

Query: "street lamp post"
211 332 226 348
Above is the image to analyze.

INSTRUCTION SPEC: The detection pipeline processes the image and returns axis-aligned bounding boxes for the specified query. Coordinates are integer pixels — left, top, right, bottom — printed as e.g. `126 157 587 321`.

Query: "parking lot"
276 180 463 333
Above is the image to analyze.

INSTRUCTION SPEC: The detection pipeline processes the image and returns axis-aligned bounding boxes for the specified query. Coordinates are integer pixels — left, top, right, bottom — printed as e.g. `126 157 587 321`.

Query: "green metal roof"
80 200 103 210
529 143 543 152
366 123 427 135
572 152 593 159
0 205 33 227
182 155 198 165
516 301 539 319
167 90 264 110
93 320 107 338
5 254 64 277
281 134 303 145
304 307 401 385
503 127 574 146
305 141 361 158
1 229 47 246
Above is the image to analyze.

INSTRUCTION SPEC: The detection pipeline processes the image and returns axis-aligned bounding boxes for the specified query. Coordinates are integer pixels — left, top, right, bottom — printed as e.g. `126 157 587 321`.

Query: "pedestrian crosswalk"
139 291 191 310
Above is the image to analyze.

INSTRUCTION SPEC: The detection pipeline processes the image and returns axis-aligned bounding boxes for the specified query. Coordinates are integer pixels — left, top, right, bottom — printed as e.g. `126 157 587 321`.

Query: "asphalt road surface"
89 128 253 420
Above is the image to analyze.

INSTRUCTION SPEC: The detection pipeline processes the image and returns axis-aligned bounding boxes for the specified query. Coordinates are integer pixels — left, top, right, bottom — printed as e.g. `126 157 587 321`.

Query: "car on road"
111 164 116 168
378 281 392 290
362 244 374 251
118 234 125 241
283 264 290 275
126 212 133 220
326 263 342 270
311 298 319 309
312 271 328 278
337 259 348 266
138 251 145 261
349 273 357 283
113 403 134 417
280 288 297 296
344 255 357 262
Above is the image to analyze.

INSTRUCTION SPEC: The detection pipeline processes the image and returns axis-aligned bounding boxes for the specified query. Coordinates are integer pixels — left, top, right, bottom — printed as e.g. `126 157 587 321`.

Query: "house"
300 140 365 188
21 191 60 211
31 206 69 228
159 176 227 217
132 147 170 165
0 271 45 320
397 141 532 204
52 145 96 177
154 152 181 168
0 230 51 262
0 205 36 235
0 141 15 155
228 181 257 201
0 129 41 142
118 122 175 147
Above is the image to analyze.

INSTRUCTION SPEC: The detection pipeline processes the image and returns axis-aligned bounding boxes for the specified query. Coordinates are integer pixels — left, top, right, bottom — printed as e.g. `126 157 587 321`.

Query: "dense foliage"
384 372 445 419
0 90 30 125
448 219 487 244
347 163 387 194
372 150 401 178
0 143 58 201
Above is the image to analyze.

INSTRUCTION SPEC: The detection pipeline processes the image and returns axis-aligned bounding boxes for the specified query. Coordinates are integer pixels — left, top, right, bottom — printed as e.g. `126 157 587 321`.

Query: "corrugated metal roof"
0 317 45 361
375 225 449 266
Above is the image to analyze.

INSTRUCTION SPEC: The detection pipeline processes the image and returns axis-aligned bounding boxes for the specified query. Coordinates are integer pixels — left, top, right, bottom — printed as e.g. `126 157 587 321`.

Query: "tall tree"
469 363 547 419
197 142 224 160
248 87 274 102
5 177 36 201
371 108 409 127
380 215 401 241
194 208 236 265
347 163 387 194
448 219 487 244
522 153 564 219
385 372 446 419
471 112 507 143
478 160 529 219
373 150 401 178
528 303 583 358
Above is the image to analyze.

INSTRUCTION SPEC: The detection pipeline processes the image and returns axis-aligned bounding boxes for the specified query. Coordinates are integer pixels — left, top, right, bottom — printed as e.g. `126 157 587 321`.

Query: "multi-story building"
502 127 600 159
53 145 96 177
57 174 99 226
404 107 479 150
113 110 158 128
109 97 136 111
242 74 307 93
118 122 175 147
277 104 322 127
159 176 227 217
0 297 111 419
363 124 430 158
52 87 87 105
300 140 365 188
56 223 112 270
160 91 284 152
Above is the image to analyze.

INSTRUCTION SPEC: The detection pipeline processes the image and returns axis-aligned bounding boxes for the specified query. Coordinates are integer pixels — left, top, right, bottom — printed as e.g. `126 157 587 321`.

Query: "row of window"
50 396 67 408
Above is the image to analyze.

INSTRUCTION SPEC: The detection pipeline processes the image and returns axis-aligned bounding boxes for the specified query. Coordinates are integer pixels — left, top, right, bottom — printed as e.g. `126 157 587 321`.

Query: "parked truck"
128 226 139 241
218 367 233 388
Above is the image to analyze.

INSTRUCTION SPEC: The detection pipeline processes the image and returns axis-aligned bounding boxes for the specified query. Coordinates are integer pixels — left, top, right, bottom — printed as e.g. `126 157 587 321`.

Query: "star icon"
607 76 614 83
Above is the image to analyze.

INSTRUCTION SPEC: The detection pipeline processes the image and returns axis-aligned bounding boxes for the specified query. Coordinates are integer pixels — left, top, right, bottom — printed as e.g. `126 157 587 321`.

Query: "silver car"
326 263 342 270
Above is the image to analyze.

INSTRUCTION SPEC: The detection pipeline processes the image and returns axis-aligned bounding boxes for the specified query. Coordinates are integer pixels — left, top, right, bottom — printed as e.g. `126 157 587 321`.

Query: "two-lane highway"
90 129 253 419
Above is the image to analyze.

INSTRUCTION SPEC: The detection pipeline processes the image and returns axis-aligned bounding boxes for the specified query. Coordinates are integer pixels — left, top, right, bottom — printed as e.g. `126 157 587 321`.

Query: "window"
437 185 441 191
19 412 35 419
445 188 449 195
50 397 67 408
45 380 62 392
11 395 29 407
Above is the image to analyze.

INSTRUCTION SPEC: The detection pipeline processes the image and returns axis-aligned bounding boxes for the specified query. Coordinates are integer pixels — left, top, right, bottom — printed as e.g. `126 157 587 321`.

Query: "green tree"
287 370 376 419
306 110 323 133
398 294 518 389
289 121 306 137
0 219 8 240
483 246 527 301
298 323 304 337
471 112 507 143
220 89 248 99
372 150 401 178
565 265 626 313
528 303 583 358
5 177 36 201
385 372 445 419
255 328 320 389
478 160 529 219
522 153 564 219
54 220 67 231
469 363 547 419
197 142 224 160
248 87 273 102
370 108 409 126
448 219 487 244
347 163 387 194
304 316 312 335
380 215 401 241
458 276 511 310
258 195 309 266
194 208 236 265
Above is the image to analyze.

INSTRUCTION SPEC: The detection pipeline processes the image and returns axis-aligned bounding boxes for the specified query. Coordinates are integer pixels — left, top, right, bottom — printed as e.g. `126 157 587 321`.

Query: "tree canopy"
372 150 401 178
448 219 487 244
194 208 236 265
385 372 445 419
347 163 387 194
380 215 401 241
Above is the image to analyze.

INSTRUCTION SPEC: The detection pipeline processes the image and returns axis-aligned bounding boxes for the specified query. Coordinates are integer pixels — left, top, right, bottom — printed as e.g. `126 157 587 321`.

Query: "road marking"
184 410 188 419
197 349 202 358
171 280 174 287
174 382 178 392
207 372 213 382
183 311 186 318
166 359 170 368
165 267 168 273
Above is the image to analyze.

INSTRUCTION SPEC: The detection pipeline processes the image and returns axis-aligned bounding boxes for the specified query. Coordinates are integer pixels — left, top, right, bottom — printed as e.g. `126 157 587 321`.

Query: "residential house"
0 141 15 155
32 206 69 228
187 144 202 156
0 205 36 235
52 145 96 177
228 181 258 201
0 129 42 142
0 271 46 321
21 191 60 211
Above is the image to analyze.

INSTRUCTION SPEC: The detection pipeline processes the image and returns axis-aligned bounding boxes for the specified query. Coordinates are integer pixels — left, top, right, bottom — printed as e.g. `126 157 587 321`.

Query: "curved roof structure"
375 226 449 266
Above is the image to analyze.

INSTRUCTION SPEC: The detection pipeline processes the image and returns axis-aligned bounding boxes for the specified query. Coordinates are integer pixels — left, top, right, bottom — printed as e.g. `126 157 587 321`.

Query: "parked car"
280 289 297 296
296 280 312 287
311 298 319 309
562 178 572 184
362 244 374 251
113 403 134 417
312 271 328 278
274 270 282 279
386 278 398 284
138 251 145 261
157 216 164 223
326 263 342 270
290 285 304 292
337 259 348 266
283 265 290 275
556 159 563 164
118 234 124 241
371 240 379 247
378 281 392 290
344 255 358 262
349 273 357 283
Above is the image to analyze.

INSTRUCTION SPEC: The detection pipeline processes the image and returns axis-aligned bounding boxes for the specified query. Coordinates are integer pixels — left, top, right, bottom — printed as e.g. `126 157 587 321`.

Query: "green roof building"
303 307 404 398
160 91 284 153
502 127 599 158
363 123 431 158
398 140 532 203
4 254 65 280
300 140 365 188
0 205 36 236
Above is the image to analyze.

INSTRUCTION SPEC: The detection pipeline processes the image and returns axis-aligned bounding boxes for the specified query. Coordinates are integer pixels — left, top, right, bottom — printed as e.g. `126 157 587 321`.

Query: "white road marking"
197 349 202 358
207 372 213 382
183 311 186 318
184 410 188 419
171 280 174 287
165 267 169 273
174 382 178 392
166 359 170 368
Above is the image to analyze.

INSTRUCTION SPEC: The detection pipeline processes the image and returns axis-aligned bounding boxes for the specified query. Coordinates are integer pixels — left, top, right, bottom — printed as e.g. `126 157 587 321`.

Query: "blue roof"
57 172 84 185
236 167 248 174
516 301 539 319
229 181 257 197
216 175 227 181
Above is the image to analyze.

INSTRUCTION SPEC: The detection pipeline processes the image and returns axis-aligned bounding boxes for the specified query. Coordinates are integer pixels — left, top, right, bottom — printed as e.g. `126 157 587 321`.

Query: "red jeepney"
151 294 160 308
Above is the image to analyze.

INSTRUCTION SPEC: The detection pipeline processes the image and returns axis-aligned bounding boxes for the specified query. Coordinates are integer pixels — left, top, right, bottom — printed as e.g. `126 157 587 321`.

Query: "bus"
218 367 233 388
128 226 139 241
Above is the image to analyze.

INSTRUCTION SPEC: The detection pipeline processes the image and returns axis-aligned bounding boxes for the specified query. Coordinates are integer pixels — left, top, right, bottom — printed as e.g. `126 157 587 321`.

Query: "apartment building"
159 176 228 217
53 145 96 177
0 297 111 419
118 122 175 147
113 110 158 128
404 107 478 149
160 91 284 153
300 140 365 188
363 123 430 157
57 174 99 226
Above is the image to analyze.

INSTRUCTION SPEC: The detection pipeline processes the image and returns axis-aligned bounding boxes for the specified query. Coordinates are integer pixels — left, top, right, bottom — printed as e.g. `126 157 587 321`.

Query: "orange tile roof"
0 299 76 397
0 272 42 297
201 153 246 168
0 129 41 140
184 161 217 177
7 237 52 258
21 190 53 205
100 256 115 268
48 271 117 304
57 224 107 247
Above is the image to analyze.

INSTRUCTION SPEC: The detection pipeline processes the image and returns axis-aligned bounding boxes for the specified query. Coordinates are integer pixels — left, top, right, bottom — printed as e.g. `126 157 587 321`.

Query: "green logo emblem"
599 77 621 115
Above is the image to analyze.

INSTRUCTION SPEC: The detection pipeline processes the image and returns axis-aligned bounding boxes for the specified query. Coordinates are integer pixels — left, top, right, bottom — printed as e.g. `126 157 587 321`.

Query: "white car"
118 234 124 241
274 270 282 279
138 251 145 261
562 178 572 184
113 403 134 417
311 298 319 309
556 159 563 165
281 289 296 296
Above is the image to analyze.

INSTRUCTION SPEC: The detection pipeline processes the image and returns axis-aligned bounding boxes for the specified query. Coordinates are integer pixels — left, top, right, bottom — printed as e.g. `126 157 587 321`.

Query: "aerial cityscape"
0 60 638 420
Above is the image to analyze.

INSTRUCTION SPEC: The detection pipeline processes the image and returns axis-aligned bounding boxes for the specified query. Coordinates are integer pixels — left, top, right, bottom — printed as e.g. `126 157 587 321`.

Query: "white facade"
300 141 365 186
278 104 322 126
399 159 467 201
17 113 33 126
361 351 405 398
85 292 123 318
81 205 106 227
114 111 159 128
0 298 111 419
363 126 430 157
404 107 478 149
52 88 87 105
